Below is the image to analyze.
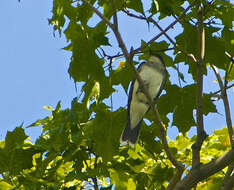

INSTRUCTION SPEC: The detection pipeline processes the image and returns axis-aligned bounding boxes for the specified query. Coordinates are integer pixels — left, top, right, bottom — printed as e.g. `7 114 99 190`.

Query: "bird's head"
147 54 166 73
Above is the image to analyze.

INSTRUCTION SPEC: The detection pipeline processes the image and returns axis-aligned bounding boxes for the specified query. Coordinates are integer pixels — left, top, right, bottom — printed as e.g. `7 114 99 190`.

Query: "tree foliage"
1 0 234 189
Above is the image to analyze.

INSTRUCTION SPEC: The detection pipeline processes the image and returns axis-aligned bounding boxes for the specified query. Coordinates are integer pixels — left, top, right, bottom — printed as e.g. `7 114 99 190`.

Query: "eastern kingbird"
120 54 167 147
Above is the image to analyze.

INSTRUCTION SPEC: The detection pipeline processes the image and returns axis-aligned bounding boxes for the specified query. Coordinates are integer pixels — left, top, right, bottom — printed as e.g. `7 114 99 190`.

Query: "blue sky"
0 0 76 140
0 0 233 142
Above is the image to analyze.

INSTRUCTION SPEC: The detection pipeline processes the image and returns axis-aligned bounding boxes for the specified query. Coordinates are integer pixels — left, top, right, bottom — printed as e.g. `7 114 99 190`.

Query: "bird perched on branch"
120 54 167 147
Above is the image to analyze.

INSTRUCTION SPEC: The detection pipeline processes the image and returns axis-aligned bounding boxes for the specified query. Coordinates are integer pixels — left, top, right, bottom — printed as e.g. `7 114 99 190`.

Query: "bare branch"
109 0 129 60
192 4 207 169
175 148 234 189
123 3 198 65
212 83 234 95
132 0 196 55
122 9 197 63
210 65 234 148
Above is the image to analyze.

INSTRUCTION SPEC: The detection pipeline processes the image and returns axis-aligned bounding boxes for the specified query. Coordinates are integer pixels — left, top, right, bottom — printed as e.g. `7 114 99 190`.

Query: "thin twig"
132 0 196 55
212 83 234 95
122 9 197 63
102 47 174 61
210 65 234 148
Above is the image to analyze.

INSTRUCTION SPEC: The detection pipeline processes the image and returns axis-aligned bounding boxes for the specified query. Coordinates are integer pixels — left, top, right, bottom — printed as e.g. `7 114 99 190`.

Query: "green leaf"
151 165 174 183
99 0 125 18
157 84 197 134
174 52 198 81
127 178 136 190
212 1 234 29
77 2 94 24
203 94 217 115
27 116 52 128
48 0 66 35
84 105 125 162
140 123 163 154
70 98 90 123
0 127 37 175
111 62 134 93
156 0 185 19
5 127 28 151
109 168 135 190
65 22 106 82
8 148 36 175
139 41 173 66
149 0 159 14
205 27 227 70
0 181 12 190
43 106 53 111
176 23 198 57
86 81 100 108
126 0 144 15
89 22 110 47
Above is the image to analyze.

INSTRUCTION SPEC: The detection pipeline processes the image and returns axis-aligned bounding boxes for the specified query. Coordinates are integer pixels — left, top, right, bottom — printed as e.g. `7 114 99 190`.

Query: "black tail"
120 120 143 147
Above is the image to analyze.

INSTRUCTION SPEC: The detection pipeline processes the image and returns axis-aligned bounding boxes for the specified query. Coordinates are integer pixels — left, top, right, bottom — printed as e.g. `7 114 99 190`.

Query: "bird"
120 54 167 147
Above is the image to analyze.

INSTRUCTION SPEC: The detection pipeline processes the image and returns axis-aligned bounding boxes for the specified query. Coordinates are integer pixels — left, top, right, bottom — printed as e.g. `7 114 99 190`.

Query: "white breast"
135 65 163 101
129 64 163 128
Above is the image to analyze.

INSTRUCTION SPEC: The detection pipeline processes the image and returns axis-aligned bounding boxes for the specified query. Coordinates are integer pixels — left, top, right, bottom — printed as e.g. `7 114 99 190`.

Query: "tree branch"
221 162 234 190
192 4 207 169
210 65 234 148
175 148 234 189
122 9 197 63
82 0 130 61
212 83 234 95
132 0 196 55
